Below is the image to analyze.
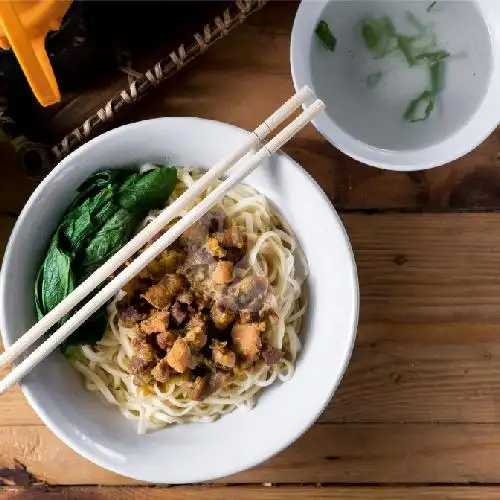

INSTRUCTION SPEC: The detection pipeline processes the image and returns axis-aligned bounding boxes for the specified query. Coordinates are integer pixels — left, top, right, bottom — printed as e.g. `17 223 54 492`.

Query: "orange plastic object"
0 1 71 107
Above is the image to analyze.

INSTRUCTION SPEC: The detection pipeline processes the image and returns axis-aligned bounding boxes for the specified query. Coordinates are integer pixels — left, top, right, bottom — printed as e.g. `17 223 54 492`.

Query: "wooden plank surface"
2 213 500 487
3 212 500 426
2 423 500 485
2 487 500 500
2 0 500 496
3 2 500 216
4 486 500 500
3 322 500 426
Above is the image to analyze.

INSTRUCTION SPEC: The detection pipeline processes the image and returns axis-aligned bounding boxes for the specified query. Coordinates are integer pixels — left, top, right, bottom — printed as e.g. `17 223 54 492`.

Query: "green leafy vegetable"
361 17 396 58
360 11 450 123
406 11 427 35
366 71 383 89
403 90 436 122
117 167 177 213
64 170 130 216
80 209 141 277
34 165 178 351
315 20 337 52
397 35 417 67
60 189 118 257
37 233 75 318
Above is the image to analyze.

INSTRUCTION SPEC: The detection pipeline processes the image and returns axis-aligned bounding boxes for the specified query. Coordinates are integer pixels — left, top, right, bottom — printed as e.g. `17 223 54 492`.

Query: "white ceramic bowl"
291 0 500 171
0 118 359 483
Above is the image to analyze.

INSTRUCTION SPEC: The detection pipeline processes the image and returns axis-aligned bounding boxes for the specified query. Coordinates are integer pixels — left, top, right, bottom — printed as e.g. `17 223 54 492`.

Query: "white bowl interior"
311 0 492 151
291 0 500 170
0 118 358 483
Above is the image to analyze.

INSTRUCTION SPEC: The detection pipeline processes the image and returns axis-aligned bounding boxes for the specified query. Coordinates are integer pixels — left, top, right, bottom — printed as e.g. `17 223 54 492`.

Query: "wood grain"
1 423 500 485
1 487 500 500
2 0 500 495
3 321 500 426
345 213 500 323
3 2 500 215
1 212 500 484
3 212 500 425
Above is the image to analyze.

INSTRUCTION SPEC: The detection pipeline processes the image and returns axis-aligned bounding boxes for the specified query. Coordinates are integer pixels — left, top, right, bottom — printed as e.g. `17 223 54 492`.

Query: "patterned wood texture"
1 1 500 499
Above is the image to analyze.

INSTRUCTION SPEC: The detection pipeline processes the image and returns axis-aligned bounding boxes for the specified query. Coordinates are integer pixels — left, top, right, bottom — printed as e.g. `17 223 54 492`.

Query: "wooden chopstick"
0 99 325 394
0 85 314 372
0 98 324 394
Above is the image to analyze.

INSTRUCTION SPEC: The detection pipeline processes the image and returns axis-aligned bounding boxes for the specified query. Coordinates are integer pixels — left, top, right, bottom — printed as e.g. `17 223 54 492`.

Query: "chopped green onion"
366 71 383 89
397 35 417 67
406 11 427 35
427 1 437 12
361 17 397 58
315 20 337 52
430 59 445 93
360 12 449 123
404 90 436 122
415 50 450 62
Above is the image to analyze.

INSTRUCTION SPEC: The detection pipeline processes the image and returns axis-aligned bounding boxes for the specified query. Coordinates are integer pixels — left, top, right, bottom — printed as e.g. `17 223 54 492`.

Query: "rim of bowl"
0 117 360 482
291 0 500 171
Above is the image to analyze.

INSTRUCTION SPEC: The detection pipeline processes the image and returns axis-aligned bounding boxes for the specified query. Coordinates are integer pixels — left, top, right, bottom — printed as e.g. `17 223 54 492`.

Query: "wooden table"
2 2 500 498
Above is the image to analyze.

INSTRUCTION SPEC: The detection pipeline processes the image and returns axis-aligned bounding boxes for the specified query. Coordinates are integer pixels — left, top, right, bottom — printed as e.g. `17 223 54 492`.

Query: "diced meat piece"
160 249 186 273
218 276 273 315
184 315 207 350
214 226 246 249
189 376 207 401
129 344 158 374
120 306 147 327
171 301 187 325
181 219 206 242
239 310 256 324
162 274 185 298
140 310 169 334
181 211 225 245
186 210 226 237
122 278 149 298
204 210 226 234
151 357 170 383
177 290 194 305
145 258 166 281
212 261 233 285
262 344 283 366
206 237 226 258
137 267 152 280
211 340 236 369
131 330 148 349
133 371 154 386
211 304 236 330
156 331 176 350
142 274 185 309
231 322 264 361
166 338 191 373
180 248 214 271
181 222 208 243
202 371 230 398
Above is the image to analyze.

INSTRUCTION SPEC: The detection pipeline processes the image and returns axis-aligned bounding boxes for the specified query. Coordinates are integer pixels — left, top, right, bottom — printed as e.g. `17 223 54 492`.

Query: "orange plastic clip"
0 1 71 107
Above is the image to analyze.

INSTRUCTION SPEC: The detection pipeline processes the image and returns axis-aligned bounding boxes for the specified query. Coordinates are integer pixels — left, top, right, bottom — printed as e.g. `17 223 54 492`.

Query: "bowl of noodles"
0 117 359 483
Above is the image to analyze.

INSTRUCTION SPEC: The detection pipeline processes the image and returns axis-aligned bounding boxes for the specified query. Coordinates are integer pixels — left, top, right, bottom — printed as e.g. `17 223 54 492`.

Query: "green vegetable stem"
34 165 178 352
315 20 337 52
361 12 450 123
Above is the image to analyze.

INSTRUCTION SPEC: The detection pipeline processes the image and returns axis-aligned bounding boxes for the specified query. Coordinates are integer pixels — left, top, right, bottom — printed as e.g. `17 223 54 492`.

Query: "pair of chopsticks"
0 86 325 395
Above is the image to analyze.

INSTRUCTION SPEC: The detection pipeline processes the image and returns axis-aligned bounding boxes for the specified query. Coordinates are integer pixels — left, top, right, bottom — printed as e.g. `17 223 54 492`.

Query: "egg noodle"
70 168 308 434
